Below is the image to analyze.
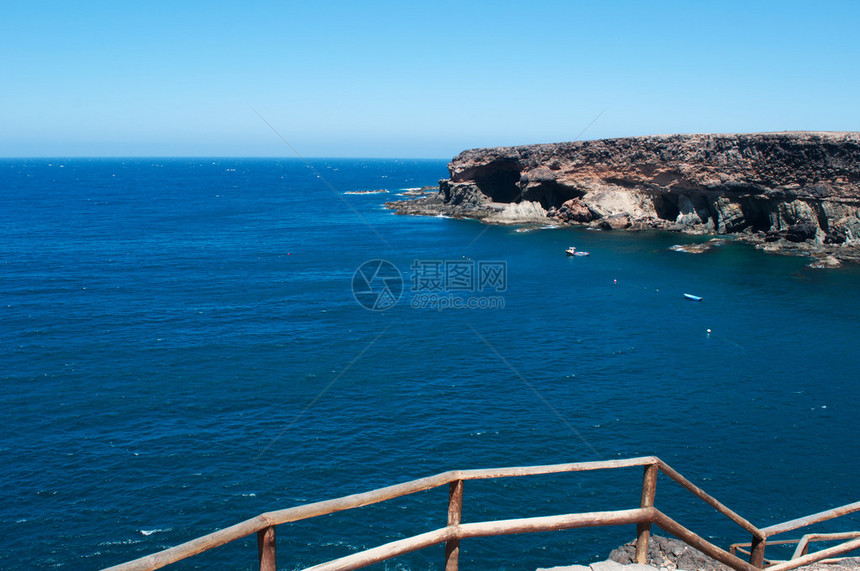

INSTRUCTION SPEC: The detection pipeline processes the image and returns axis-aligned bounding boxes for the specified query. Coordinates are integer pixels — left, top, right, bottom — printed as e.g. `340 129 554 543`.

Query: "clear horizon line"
0 155 453 161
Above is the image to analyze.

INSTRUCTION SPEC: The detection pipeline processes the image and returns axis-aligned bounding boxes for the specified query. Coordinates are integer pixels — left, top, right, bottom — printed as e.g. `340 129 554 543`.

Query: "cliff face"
388 132 860 261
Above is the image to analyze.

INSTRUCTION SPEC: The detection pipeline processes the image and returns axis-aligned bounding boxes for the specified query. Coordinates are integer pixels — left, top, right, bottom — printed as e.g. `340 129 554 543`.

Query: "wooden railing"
731 533 860 567
729 500 860 571
103 457 857 571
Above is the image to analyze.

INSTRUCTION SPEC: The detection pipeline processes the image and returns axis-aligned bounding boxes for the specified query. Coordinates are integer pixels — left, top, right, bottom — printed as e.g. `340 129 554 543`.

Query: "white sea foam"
140 528 171 536
100 538 141 545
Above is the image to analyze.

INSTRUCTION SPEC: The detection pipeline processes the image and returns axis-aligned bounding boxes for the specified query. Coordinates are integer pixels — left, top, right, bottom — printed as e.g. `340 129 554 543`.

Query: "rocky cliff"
387 132 860 262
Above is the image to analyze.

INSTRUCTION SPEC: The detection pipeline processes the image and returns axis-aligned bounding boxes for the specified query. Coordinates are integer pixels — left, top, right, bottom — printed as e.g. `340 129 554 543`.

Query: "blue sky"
2 0 858 158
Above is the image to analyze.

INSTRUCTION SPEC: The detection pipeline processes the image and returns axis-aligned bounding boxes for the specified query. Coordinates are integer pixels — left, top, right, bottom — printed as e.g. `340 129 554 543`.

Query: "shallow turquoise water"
1 158 858 569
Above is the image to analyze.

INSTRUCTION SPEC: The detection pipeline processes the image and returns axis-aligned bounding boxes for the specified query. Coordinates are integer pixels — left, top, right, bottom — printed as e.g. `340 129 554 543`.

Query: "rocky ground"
387 132 860 265
535 536 860 571
606 536 732 571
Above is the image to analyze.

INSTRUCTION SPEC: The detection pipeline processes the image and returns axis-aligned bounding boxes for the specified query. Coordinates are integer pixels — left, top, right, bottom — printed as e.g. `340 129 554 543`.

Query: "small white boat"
565 247 577 255
683 293 703 301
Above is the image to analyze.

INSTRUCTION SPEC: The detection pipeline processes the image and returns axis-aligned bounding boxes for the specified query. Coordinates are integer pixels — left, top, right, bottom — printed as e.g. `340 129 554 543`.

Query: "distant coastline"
387 132 860 265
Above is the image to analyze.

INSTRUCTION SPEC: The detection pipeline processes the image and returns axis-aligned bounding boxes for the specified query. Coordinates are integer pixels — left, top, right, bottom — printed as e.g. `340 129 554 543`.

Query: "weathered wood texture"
303 528 456 571
456 508 653 538
264 471 458 526
651 510 760 571
749 536 766 568
455 456 658 480
102 515 274 571
792 532 860 559
444 480 463 571
635 464 658 564
304 509 654 571
103 458 659 571
767 537 860 571
101 457 857 571
257 526 276 571
762 500 860 537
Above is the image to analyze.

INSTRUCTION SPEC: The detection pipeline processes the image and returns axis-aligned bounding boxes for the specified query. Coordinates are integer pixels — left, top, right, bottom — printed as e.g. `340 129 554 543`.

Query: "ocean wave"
99 538 142 546
140 528 171 536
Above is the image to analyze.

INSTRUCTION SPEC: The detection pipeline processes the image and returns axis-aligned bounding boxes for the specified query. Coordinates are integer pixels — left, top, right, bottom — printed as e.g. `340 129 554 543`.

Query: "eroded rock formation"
386 132 860 261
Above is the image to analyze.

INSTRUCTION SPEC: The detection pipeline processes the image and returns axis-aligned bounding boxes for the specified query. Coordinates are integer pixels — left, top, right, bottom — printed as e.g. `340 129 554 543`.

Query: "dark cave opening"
521 181 583 209
473 164 522 203
740 199 773 232
653 194 680 221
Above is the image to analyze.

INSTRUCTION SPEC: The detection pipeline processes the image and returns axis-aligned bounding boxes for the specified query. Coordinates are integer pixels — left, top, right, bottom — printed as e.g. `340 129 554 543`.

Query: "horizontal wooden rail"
304 508 654 571
104 472 460 571
262 470 457 526
103 515 274 571
766 537 860 571
104 458 660 571
792 531 860 559
102 456 855 571
733 532 860 561
761 500 860 538
455 456 659 481
261 457 661 529
304 527 457 571
457 507 653 538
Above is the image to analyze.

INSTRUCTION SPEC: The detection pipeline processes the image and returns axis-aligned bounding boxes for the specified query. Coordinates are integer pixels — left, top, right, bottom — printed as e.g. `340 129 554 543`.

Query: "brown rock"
388 132 860 262
556 198 595 223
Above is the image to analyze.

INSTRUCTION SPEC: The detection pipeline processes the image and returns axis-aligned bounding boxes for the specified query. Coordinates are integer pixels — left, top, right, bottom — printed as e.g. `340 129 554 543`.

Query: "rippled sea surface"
2 158 859 570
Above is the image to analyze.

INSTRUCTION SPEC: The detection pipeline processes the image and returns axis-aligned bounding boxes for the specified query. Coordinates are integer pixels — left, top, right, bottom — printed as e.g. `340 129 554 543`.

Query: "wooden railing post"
749 535 765 568
635 463 658 564
445 479 464 571
257 525 276 571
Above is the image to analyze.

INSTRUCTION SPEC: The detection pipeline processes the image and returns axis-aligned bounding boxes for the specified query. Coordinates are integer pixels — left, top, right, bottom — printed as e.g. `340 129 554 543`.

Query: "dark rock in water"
386 132 860 263
809 254 842 268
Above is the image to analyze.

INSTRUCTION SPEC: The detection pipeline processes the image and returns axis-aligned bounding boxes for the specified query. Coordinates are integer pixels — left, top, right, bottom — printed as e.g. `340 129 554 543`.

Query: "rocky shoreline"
387 132 860 265
536 536 860 571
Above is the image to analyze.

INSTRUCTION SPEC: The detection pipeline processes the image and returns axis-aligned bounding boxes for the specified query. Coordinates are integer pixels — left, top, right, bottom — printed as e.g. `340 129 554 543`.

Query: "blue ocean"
1 158 858 570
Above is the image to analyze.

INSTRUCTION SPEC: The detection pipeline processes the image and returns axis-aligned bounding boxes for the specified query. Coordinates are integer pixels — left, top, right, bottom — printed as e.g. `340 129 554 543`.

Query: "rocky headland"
386 132 860 263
